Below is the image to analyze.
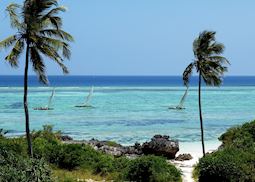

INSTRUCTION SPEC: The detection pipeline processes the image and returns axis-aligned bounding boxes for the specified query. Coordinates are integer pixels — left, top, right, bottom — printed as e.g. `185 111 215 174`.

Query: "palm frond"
201 72 222 86
6 3 22 29
190 30 229 87
193 31 216 57
5 39 25 67
208 42 225 55
36 42 69 74
0 35 19 49
183 62 195 86
62 42 71 60
208 56 230 65
30 47 48 84
40 29 74 42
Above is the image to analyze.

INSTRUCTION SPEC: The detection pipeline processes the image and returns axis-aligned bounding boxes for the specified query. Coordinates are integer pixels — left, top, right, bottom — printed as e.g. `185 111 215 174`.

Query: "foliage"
32 125 61 143
0 0 74 84
57 144 85 170
196 121 255 182
183 30 229 87
93 155 115 175
0 137 27 156
0 126 183 181
0 148 52 182
122 155 181 182
52 168 106 182
195 147 255 182
219 120 255 149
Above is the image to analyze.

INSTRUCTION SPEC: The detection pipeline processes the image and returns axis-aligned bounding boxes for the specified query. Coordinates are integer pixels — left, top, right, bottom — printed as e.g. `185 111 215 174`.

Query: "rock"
61 135 73 141
100 145 124 157
142 135 179 159
175 153 193 161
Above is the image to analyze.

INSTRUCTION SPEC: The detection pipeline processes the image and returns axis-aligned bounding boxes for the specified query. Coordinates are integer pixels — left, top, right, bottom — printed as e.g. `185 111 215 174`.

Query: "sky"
0 0 255 76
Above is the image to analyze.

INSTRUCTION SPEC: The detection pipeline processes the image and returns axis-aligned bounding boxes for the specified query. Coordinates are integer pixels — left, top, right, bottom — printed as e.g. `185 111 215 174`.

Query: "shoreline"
64 136 221 182
172 140 221 182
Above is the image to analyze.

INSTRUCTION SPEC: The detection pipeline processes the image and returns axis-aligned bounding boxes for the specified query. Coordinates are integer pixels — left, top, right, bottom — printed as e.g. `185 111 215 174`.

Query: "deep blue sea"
0 76 255 148
0 75 255 87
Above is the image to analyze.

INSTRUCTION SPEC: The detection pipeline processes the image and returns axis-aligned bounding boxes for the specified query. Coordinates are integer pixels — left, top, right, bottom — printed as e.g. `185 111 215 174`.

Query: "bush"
0 149 52 182
196 120 255 182
58 144 85 170
93 155 115 175
122 155 181 182
0 137 27 156
32 125 61 143
33 137 63 164
219 120 255 149
196 147 255 182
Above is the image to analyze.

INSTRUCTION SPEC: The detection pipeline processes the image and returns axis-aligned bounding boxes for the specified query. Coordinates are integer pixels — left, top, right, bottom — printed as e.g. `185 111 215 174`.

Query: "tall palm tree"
0 0 73 157
183 31 229 156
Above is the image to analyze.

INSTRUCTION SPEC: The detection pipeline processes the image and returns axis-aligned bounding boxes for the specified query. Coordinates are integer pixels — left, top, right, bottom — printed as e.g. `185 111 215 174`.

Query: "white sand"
169 141 221 182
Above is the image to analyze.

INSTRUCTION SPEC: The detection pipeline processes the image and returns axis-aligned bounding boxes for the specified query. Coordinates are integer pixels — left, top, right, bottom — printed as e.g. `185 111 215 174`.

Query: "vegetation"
0 126 181 181
195 120 255 182
183 30 229 156
0 147 52 182
122 155 182 182
219 120 255 149
0 0 73 157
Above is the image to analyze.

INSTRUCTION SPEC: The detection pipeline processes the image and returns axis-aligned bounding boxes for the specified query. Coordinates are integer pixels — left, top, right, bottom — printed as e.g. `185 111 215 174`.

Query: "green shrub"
219 120 255 149
33 137 62 164
113 156 130 172
58 144 84 170
0 149 52 182
122 155 181 182
196 147 255 182
196 121 255 182
32 125 61 143
93 155 115 175
0 137 27 156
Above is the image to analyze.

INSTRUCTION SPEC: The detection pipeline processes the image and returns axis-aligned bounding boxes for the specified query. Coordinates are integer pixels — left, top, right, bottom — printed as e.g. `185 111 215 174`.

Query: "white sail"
176 87 188 109
47 88 55 108
84 86 94 105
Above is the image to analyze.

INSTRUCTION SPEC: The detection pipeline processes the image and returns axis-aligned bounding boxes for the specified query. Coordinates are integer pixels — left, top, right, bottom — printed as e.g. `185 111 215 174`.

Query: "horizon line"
0 75 255 77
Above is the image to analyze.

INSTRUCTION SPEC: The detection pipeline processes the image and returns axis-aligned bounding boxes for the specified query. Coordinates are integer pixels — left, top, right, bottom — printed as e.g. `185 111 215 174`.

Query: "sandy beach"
170 141 221 182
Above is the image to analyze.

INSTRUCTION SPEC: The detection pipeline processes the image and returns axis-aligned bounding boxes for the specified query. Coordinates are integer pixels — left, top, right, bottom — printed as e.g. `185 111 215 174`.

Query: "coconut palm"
0 0 73 157
183 31 229 156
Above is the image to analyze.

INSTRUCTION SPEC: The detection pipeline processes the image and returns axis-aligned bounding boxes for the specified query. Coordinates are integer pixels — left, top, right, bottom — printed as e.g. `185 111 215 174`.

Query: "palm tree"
183 31 229 156
0 0 73 157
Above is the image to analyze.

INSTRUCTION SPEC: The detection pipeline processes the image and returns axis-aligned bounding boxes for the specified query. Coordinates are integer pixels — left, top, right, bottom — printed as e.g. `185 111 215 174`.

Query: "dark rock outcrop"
62 135 179 159
141 135 179 159
175 153 193 161
61 135 73 141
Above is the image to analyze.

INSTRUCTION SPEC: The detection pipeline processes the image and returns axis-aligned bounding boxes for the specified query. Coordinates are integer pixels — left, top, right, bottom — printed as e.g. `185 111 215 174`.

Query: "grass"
53 168 105 182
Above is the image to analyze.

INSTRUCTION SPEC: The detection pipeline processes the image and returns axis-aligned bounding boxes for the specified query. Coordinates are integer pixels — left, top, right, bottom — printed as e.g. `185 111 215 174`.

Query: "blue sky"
0 0 255 76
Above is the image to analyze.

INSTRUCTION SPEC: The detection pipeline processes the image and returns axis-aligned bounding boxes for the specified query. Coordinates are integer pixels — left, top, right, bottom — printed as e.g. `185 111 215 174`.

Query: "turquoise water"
1 86 255 145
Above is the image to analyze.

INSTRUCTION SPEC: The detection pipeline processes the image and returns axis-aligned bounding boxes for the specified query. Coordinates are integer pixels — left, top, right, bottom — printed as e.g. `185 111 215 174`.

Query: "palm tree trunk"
198 71 206 156
24 41 33 158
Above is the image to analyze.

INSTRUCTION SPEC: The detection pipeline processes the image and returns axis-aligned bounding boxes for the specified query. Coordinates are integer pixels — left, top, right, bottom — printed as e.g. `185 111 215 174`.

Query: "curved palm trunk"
24 42 33 158
198 71 205 156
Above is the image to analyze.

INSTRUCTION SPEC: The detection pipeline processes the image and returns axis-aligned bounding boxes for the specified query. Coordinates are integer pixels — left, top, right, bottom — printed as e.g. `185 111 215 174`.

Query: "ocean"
0 76 255 146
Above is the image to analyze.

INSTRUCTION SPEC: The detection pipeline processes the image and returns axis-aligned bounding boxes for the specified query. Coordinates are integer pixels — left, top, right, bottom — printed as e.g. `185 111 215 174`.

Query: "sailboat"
34 88 55 110
169 87 188 110
75 86 94 108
